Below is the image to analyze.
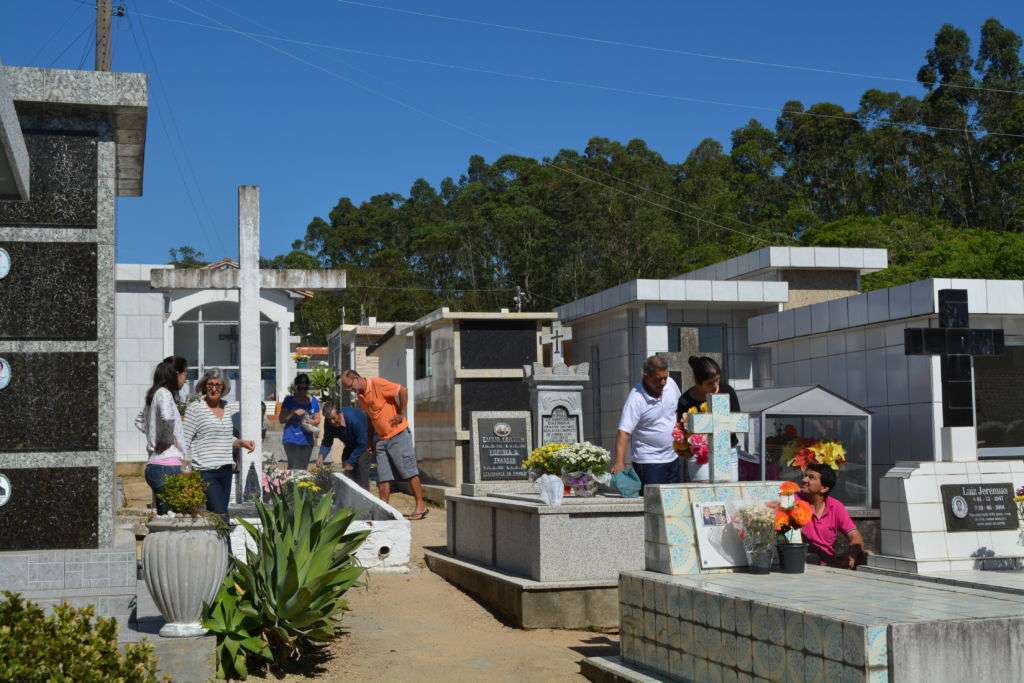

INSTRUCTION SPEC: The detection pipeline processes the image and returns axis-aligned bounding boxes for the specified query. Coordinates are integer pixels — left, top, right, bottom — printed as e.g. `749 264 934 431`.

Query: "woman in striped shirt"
183 368 254 516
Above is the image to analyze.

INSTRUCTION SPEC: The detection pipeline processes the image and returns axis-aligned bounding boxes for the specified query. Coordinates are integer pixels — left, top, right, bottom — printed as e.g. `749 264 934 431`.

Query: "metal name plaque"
940 483 1019 532
476 416 530 481
541 405 580 445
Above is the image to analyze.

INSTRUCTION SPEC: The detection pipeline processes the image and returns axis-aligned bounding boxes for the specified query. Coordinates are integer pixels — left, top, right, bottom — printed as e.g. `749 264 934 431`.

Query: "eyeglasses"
206 383 224 391
296 385 310 390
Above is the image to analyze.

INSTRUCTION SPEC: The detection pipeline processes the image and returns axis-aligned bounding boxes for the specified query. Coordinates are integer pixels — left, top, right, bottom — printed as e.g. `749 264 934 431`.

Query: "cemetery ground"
122 460 606 682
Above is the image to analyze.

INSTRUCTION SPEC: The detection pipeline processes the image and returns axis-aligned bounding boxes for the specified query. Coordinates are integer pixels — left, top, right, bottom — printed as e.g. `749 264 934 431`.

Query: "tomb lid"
397 307 558 337
734 385 871 417
1 66 148 197
555 278 789 322
674 246 888 281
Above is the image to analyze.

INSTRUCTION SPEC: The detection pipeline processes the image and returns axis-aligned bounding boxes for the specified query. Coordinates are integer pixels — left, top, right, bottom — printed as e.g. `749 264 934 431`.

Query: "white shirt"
617 378 681 464
136 387 187 463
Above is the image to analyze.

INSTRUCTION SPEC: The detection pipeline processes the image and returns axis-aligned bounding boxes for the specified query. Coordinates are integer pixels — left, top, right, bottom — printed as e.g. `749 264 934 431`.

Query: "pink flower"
688 434 709 465
672 424 685 443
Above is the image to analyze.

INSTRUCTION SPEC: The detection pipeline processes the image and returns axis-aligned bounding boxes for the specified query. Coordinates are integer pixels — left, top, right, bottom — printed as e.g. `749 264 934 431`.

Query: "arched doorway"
172 301 278 402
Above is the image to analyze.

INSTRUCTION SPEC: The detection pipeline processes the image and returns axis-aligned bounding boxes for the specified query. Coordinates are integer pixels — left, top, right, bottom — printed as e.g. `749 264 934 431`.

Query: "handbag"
611 468 642 498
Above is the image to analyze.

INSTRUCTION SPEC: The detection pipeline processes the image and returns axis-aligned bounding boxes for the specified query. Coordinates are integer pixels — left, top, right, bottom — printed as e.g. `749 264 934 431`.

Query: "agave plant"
204 487 368 678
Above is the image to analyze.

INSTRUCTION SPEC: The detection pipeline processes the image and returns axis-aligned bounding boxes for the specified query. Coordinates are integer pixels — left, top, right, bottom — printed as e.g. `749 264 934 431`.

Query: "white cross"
151 186 346 503
541 321 572 366
686 393 750 483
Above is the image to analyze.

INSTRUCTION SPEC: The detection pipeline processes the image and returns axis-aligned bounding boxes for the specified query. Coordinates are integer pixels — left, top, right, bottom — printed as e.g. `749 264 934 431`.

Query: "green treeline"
174 20 1024 342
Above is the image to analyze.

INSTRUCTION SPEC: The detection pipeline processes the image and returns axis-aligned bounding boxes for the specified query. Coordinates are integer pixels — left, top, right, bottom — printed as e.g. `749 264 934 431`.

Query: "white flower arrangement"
557 441 611 476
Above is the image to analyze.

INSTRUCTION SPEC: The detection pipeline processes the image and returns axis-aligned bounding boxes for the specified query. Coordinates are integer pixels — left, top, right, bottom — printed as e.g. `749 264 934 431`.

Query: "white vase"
142 516 229 637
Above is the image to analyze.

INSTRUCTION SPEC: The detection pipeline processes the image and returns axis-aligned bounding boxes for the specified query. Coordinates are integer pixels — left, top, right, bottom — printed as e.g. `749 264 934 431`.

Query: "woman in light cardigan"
183 368 254 516
139 359 189 515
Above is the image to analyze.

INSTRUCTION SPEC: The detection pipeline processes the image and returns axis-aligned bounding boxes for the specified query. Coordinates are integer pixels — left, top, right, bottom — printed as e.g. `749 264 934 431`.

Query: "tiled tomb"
609 567 1024 683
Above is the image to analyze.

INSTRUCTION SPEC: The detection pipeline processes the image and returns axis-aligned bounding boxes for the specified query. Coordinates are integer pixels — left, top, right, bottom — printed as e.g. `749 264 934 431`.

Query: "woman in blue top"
278 373 321 470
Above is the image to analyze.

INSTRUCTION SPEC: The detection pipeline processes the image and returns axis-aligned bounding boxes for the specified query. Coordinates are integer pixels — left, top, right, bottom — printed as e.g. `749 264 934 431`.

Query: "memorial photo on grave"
941 483 1019 532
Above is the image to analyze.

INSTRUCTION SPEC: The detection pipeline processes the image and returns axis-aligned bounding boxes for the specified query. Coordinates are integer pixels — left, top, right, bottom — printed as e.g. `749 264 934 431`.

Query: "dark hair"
688 356 722 384
145 361 180 406
294 373 310 388
162 355 188 374
805 463 837 496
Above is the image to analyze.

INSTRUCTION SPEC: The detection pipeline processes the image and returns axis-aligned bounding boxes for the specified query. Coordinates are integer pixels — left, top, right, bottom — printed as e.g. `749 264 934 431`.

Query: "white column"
238 185 263 501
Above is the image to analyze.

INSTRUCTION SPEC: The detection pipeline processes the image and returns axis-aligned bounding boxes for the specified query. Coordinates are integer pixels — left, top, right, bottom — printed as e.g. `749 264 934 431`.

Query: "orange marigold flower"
790 499 814 527
774 509 789 532
779 481 800 495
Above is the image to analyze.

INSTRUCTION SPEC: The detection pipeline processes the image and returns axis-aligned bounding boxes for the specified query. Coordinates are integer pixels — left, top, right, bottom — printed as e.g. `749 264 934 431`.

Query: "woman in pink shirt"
798 463 866 569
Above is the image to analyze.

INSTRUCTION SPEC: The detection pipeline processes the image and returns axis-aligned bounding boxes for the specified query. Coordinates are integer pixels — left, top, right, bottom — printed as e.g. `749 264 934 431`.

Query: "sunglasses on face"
296 385 310 391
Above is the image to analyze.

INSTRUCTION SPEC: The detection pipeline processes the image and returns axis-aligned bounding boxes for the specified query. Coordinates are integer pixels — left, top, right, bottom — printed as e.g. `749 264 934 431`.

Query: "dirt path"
265 490 618 682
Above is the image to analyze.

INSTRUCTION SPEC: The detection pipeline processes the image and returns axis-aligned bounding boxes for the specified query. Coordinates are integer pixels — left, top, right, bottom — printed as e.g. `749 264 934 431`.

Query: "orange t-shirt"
357 377 408 440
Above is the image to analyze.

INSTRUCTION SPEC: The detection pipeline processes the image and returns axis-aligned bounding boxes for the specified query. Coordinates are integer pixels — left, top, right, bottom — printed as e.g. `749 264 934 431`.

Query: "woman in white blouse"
183 368 254 516
140 358 189 515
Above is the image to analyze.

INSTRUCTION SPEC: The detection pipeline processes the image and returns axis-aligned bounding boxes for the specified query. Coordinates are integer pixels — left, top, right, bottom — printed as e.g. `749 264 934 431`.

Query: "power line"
31 2 85 64
332 0 1024 97
76 22 96 70
160 0 777 246
123 11 222 262
127 5 231 259
46 20 94 68
131 9 1024 141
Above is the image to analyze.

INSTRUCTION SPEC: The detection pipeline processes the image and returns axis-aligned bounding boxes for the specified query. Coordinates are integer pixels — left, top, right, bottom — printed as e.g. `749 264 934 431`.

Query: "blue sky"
2 1 1021 263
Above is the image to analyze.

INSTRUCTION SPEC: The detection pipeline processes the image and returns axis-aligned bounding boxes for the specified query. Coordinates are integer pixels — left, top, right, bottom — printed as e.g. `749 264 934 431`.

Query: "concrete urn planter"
143 515 229 637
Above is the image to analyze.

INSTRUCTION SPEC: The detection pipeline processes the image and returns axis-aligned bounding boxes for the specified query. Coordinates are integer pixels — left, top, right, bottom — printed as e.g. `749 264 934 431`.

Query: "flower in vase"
688 434 709 466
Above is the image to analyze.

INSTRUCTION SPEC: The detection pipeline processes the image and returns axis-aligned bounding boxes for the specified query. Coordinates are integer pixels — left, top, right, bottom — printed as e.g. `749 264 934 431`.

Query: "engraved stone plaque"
541 405 580 445
0 242 97 340
941 483 1019 532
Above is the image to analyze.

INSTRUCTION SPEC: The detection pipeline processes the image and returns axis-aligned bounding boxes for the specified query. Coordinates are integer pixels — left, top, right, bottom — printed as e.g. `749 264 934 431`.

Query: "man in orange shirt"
340 370 428 520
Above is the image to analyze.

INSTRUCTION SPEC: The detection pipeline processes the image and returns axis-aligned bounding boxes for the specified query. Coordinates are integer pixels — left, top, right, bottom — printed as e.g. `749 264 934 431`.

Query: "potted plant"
142 472 229 637
735 503 776 573
774 481 813 573
557 442 612 497
523 443 570 504
292 352 310 369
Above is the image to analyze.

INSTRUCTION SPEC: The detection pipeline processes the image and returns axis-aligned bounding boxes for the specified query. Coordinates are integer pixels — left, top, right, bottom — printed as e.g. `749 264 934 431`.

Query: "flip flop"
407 510 429 521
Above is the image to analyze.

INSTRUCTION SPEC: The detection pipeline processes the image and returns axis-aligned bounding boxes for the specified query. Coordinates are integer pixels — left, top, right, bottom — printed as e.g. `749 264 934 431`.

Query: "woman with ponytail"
677 356 742 481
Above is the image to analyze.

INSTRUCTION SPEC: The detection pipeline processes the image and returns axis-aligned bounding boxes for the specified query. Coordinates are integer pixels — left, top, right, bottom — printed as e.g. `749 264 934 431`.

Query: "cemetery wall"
114 276 165 463
412 324 454 484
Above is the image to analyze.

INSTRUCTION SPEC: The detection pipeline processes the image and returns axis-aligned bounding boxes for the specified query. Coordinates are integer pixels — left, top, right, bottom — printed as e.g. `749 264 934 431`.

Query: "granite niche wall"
0 110 117 550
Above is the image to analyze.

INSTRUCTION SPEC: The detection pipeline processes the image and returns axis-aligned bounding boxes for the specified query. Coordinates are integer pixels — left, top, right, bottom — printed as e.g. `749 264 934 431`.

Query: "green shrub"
0 592 159 682
204 487 368 679
159 472 207 514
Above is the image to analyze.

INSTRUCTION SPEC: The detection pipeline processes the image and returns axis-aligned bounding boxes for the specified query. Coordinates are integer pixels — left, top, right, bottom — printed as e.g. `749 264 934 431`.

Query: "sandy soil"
262 490 618 682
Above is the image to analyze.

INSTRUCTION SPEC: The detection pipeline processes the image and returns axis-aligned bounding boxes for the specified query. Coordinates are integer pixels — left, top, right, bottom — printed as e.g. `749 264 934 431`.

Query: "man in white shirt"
610 355 682 490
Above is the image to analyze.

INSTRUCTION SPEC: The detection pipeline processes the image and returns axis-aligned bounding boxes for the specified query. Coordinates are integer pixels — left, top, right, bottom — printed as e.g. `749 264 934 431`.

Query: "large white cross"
686 393 750 483
152 186 346 503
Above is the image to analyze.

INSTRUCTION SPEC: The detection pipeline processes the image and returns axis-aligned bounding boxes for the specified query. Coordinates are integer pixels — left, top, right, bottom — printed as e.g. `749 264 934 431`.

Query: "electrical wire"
124 11 222 262
133 8 231 258
45 20 94 68
161 0 778 246
30 1 85 64
331 0 1024 97
131 9 1024 141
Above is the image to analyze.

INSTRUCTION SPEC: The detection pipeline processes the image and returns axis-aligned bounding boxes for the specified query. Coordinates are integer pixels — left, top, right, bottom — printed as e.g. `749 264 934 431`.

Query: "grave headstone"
523 320 589 449
868 288 1024 573
462 410 533 496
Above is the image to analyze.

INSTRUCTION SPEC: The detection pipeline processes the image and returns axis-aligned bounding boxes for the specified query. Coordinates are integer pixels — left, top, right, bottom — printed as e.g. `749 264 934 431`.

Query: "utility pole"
95 0 113 71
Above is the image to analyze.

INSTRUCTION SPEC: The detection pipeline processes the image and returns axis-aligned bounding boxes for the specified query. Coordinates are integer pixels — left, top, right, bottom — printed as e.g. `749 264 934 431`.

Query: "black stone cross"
904 289 1004 428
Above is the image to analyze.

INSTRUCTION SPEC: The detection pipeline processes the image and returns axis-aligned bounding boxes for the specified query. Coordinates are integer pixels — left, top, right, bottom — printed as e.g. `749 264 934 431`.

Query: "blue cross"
686 393 750 483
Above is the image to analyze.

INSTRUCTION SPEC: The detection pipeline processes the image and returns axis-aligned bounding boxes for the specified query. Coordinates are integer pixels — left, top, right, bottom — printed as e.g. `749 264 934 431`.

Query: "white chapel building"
114 259 307 463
